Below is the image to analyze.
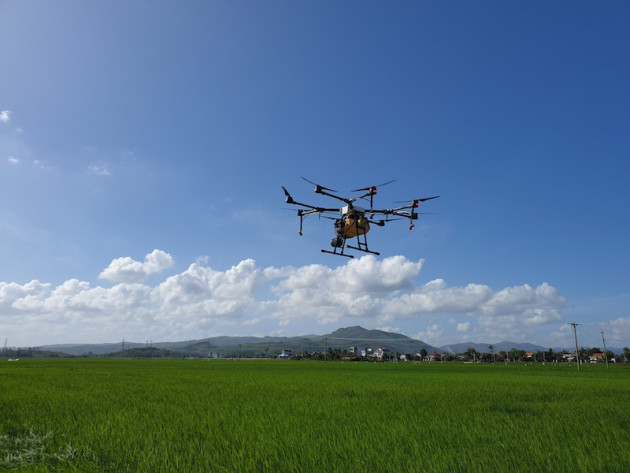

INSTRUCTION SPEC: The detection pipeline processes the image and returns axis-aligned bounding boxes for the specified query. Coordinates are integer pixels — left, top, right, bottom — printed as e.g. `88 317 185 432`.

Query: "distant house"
279 349 293 359
423 352 445 362
563 353 576 362
590 353 605 363
524 352 535 360
376 347 390 360
564 351 589 363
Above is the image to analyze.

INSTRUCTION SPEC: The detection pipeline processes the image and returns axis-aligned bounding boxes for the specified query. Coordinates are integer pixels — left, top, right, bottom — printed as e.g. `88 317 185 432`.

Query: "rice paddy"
1 359 629 472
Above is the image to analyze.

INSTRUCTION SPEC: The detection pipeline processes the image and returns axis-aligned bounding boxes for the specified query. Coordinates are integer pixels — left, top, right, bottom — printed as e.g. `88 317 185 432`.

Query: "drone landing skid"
347 244 380 256
321 249 354 258
346 231 380 256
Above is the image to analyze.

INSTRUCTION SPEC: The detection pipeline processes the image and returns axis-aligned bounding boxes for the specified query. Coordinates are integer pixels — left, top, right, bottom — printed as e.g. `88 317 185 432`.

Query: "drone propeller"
282 186 295 204
301 177 337 193
394 195 440 204
351 179 396 210
351 179 396 193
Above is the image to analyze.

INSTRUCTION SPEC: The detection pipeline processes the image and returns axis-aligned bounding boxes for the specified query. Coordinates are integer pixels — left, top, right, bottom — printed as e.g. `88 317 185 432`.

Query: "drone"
282 177 439 258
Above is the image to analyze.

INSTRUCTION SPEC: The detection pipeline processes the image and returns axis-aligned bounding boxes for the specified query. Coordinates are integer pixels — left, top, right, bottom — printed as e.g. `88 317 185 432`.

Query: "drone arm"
316 188 353 205
294 207 338 236
283 187 338 212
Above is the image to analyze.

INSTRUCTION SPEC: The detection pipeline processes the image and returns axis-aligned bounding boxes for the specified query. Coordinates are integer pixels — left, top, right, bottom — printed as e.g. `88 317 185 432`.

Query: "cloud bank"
0 250 588 347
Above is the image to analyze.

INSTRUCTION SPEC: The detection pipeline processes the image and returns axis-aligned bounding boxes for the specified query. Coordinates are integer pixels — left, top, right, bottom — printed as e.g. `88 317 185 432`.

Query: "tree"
508 349 526 362
488 345 495 363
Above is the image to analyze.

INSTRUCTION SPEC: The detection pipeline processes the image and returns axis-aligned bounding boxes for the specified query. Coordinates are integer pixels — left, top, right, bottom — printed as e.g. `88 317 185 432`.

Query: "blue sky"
1 1 629 349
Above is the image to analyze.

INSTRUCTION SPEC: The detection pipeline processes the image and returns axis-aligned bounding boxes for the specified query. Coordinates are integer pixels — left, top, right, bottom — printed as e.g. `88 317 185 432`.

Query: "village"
279 346 625 364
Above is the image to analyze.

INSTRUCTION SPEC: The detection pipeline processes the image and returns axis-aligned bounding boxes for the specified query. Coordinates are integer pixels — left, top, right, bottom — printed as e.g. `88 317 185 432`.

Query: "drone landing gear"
320 233 380 258
322 236 353 258
347 232 380 256
347 244 380 256
321 248 353 258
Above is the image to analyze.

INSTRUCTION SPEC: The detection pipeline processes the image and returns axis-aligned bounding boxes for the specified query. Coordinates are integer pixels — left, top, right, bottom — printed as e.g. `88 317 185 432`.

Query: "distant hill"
311 326 438 354
38 326 438 357
439 341 547 354
36 327 621 358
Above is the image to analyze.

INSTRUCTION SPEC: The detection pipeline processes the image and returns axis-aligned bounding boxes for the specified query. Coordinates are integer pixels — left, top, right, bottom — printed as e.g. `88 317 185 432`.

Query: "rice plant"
1 359 628 472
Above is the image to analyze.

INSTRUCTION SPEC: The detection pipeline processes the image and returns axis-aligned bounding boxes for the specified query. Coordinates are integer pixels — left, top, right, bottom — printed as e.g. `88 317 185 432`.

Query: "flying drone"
282 177 439 258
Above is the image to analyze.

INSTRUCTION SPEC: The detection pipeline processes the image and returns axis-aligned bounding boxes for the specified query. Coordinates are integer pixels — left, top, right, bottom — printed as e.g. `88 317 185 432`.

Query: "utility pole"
601 330 609 370
569 322 580 371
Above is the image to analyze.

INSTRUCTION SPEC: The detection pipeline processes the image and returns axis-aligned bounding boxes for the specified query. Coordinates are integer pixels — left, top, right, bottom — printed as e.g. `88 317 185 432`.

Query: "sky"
1 1 629 350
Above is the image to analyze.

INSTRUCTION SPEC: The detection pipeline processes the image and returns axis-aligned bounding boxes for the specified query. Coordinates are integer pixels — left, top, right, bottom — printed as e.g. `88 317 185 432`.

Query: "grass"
1 359 629 472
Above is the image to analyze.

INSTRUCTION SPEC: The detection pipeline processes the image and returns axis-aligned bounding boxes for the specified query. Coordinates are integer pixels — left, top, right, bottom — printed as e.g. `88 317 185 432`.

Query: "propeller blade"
417 195 440 202
351 179 396 193
282 186 294 204
394 195 440 204
301 177 337 192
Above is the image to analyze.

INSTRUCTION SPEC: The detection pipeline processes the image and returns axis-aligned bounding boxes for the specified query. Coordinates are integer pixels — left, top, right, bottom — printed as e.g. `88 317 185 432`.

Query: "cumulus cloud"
0 110 11 123
99 249 175 283
457 322 471 332
605 317 630 346
0 252 567 345
7 156 19 165
0 280 50 311
415 324 445 345
270 255 423 324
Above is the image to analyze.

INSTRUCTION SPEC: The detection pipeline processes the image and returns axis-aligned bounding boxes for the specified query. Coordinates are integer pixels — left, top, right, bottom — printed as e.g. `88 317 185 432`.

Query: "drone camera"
331 236 344 248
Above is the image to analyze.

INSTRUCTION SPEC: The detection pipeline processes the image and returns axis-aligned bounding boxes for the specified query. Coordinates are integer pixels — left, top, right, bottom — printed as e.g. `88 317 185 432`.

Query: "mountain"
39 326 439 357
38 328 620 358
311 326 438 354
439 341 547 354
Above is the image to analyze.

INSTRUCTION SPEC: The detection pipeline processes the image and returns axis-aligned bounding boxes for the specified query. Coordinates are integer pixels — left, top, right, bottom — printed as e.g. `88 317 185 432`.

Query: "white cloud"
457 322 471 332
0 280 51 312
0 252 569 346
270 255 423 324
7 156 19 165
415 324 444 345
0 110 12 123
87 164 111 176
383 280 494 317
99 249 175 283
604 317 630 347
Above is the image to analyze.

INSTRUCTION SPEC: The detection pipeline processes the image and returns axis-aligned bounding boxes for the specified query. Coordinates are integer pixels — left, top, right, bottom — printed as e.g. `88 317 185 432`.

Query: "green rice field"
1 359 629 472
